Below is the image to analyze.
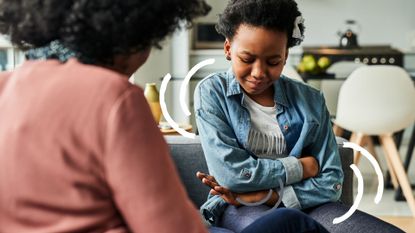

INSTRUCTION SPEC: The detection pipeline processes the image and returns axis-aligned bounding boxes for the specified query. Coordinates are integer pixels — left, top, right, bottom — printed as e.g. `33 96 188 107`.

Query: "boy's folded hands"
196 171 280 207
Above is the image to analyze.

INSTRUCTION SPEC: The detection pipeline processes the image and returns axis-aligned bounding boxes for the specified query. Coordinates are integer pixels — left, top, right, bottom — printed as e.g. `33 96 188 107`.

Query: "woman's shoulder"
21 58 131 88
0 70 12 83
67 59 131 85
20 59 140 105
64 59 139 97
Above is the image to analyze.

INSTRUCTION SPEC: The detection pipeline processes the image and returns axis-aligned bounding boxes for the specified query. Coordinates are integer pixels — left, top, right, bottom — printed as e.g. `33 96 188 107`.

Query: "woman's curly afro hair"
0 0 210 64
216 0 304 48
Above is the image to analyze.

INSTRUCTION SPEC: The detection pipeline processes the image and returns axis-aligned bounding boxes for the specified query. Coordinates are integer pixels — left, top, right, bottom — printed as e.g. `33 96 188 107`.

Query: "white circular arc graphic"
160 58 215 139
332 142 384 224
180 58 215 116
333 164 363 224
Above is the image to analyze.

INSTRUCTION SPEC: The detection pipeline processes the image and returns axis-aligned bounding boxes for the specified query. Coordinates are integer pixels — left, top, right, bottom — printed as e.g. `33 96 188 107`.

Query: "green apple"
317 56 331 70
302 55 317 73
297 62 306 73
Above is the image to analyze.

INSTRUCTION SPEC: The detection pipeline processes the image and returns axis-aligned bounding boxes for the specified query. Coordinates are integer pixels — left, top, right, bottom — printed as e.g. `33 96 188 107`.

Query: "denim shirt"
194 69 344 226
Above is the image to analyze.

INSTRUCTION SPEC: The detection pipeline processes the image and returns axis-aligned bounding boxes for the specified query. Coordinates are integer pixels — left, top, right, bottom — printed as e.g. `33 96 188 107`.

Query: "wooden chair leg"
349 132 357 144
380 134 415 218
381 139 399 189
333 124 344 137
365 136 378 161
351 132 365 165
364 135 384 174
349 132 357 162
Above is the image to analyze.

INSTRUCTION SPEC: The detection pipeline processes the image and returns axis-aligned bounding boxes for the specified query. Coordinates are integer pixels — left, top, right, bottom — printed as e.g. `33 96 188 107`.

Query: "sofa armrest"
166 135 353 208
336 137 354 206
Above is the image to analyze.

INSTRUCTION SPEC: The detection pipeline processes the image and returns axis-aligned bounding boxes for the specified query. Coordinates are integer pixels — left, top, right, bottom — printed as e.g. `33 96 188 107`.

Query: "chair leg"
333 124 344 137
364 136 378 161
379 134 415 218
349 132 357 161
364 135 384 174
351 132 365 165
349 132 357 144
381 138 399 190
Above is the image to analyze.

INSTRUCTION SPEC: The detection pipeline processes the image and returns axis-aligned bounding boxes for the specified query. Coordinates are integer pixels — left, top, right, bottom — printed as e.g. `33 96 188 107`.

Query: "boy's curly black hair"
0 0 210 64
216 0 304 48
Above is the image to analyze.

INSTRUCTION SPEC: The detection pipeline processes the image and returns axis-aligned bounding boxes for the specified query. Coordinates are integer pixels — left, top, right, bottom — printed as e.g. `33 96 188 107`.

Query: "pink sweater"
0 59 207 233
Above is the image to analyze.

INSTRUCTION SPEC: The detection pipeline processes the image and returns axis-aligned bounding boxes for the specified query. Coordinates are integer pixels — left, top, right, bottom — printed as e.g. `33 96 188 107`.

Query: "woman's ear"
224 39 231 61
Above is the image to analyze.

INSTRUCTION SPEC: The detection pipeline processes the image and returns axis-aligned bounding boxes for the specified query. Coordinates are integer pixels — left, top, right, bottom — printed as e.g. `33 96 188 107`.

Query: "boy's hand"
196 172 280 207
196 172 241 206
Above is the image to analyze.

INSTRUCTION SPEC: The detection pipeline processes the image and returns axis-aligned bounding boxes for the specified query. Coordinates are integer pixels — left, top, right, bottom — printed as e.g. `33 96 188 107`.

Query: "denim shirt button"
284 125 289 130
241 169 251 179
334 183 342 190
240 168 252 179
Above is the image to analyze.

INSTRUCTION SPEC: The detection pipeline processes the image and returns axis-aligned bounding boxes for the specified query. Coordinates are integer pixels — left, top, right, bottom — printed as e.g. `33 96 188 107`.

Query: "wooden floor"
379 216 415 232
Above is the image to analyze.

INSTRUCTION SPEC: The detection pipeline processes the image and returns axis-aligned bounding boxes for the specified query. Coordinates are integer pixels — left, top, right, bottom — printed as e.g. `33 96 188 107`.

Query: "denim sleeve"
278 157 303 185
284 93 344 209
194 80 302 193
281 185 301 209
200 195 228 226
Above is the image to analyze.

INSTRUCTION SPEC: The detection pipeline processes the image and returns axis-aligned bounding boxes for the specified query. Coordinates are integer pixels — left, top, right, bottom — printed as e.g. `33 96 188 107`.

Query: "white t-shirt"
243 94 287 159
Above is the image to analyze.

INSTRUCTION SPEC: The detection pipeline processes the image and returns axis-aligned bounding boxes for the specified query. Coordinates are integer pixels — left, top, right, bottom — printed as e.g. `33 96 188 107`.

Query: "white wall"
169 28 191 124
196 0 227 23
197 0 415 51
133 39 171 88
297 0 415 51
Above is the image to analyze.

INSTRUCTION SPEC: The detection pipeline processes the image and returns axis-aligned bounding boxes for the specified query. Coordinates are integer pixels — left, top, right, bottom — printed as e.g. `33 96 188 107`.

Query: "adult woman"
0 0 210 232
194 0 403 232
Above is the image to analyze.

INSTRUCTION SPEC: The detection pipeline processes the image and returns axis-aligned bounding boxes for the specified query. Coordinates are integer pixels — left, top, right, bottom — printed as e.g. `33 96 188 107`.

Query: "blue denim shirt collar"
273 77 290 108
226 68 242 97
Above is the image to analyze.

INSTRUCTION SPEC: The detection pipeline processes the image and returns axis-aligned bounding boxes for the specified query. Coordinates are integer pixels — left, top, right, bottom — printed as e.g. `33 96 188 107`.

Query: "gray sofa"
165 135 353 208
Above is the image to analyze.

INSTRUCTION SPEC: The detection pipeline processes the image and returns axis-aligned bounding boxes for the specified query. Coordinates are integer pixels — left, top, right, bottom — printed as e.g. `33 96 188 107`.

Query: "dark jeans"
209 202 404 233
209 207 329 233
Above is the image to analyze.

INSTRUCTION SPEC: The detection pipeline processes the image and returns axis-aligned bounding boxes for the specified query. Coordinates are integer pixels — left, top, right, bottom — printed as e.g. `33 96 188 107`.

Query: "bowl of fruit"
297 55 334 79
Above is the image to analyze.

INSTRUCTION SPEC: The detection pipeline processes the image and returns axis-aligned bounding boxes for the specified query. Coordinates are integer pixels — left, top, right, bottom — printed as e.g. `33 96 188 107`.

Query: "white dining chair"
327 61 367 78
321 61 367 116
333 65 415 217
